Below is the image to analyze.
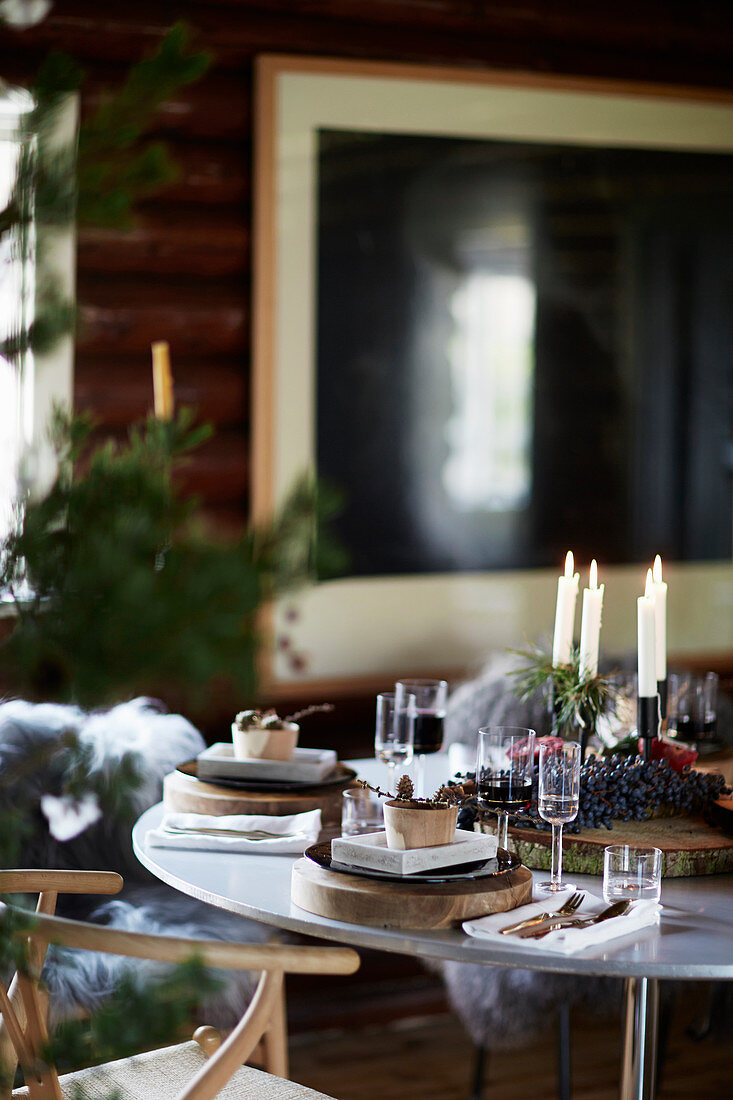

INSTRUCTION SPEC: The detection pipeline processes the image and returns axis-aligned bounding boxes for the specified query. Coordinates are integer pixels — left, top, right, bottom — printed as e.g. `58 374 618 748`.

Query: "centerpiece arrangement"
446 551 731 876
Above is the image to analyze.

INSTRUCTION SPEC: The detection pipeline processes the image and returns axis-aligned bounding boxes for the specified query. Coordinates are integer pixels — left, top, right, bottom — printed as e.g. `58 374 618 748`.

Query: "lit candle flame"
564 550 574 578
653 554 663 584
589 559 598 590
644 568 654 600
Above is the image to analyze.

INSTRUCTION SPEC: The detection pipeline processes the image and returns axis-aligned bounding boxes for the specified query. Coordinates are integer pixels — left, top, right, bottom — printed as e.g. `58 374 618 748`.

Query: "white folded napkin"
146 809 322 855
463 890 660 955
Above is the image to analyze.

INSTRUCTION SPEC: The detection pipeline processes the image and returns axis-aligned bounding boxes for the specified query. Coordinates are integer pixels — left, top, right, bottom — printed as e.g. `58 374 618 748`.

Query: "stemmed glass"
374 691 415 793
537 740 581 894
475 727 535 852
394 679 448 797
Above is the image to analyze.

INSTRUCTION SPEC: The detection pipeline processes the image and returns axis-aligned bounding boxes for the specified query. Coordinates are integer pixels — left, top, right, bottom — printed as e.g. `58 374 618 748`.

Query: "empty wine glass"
374 691 415 792
537 740 581 894
476 727 535 852
394 679 448 797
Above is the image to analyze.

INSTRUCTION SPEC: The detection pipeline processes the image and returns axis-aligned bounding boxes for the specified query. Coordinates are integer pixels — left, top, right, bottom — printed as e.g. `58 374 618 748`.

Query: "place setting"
162 703 359 828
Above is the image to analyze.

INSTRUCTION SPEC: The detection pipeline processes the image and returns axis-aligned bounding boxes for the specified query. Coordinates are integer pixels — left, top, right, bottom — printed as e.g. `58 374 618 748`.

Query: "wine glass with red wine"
394 679 448 797
476 727 536 851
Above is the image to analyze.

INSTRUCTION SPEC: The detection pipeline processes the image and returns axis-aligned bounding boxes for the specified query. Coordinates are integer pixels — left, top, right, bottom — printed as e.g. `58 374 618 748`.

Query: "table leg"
620 976 659 1100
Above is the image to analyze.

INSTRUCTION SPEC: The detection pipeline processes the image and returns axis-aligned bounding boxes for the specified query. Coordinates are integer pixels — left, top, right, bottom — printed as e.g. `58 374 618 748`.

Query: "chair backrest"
0 869 359 1100
0 871 124 1100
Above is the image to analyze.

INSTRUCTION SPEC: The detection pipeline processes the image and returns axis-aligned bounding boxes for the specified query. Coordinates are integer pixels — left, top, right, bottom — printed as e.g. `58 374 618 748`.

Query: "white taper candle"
552 551 579 666
579 559 604 680
651 554 667 682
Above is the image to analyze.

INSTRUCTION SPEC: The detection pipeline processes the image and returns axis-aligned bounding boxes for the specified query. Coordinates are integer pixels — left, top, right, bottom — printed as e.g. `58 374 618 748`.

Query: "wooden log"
8 5 733 89
77 222 248 278
291 856 533 929
163 763 355 827
77 298 247 355
75 354 248 426
504 816 733 878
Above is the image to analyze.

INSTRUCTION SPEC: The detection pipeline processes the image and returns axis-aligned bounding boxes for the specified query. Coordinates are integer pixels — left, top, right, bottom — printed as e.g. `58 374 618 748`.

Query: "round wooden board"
290 858 532 929
163 768 354 826
503 816 733 878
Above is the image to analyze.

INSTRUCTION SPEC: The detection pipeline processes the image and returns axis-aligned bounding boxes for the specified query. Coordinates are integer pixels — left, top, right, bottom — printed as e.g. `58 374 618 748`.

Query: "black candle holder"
657 678 668 724
638 694 661 760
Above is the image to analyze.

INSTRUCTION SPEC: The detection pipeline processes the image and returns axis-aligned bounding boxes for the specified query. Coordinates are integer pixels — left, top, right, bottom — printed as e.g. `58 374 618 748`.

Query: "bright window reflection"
443 271 535 512
0 88 35 543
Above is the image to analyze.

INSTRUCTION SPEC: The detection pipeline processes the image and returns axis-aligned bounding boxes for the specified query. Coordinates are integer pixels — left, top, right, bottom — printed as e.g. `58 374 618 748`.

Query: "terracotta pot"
383 800 458 850
231 721 299 761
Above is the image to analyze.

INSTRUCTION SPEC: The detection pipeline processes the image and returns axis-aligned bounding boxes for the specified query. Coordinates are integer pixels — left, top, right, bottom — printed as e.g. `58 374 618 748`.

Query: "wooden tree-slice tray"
502 816 733 878
291 854 532 929
163 762 357 827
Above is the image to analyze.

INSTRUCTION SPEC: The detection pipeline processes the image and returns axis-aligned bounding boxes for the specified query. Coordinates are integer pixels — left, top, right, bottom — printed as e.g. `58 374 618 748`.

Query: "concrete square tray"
197 743 338 783
331 828 498 875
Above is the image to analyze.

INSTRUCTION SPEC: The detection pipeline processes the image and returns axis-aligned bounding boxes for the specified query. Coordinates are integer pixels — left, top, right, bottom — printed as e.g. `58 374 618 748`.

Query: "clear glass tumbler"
603 844 662 904
341 788 384 837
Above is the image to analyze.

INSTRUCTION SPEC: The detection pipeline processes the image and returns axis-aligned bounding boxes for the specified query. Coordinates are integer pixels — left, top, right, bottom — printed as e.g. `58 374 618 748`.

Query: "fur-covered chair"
0 698 274 1032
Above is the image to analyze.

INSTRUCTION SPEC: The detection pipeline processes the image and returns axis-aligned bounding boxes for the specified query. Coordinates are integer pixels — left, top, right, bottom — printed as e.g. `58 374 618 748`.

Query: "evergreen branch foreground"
0 408 344 707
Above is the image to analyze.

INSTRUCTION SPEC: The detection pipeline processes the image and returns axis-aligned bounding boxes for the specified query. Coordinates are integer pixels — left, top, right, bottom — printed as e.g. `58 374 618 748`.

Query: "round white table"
133 756 733 1100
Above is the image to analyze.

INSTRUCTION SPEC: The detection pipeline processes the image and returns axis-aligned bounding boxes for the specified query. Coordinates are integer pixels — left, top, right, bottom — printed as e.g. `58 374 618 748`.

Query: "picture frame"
252 54 733 695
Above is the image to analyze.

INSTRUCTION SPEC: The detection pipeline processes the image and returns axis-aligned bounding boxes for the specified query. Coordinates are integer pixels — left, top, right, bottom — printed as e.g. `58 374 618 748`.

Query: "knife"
514 900 631 938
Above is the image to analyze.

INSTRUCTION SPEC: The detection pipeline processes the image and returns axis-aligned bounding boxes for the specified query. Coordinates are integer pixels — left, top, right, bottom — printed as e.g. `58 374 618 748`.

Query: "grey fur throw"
0 697 271 1027
440 658 621 1048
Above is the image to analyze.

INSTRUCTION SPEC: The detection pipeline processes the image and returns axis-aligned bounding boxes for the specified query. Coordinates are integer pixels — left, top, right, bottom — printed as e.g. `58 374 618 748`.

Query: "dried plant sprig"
285 703 334 723
358 777 470 807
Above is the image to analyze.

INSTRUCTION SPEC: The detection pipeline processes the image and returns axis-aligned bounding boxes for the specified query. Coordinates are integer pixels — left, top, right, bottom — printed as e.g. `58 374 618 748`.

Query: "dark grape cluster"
563 753 729 833
451 754 729 834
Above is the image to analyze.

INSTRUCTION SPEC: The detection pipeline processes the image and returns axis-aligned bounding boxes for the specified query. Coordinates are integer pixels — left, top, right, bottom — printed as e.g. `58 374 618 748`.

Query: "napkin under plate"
463 891 660 955
146 809 322 854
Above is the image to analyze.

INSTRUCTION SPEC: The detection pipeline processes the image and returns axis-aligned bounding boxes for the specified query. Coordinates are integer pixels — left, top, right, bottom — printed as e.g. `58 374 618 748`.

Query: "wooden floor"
289 1005 733 1099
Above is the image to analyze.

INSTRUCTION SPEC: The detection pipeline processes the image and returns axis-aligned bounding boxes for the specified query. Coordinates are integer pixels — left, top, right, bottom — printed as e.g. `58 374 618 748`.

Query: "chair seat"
13 1039 337 1099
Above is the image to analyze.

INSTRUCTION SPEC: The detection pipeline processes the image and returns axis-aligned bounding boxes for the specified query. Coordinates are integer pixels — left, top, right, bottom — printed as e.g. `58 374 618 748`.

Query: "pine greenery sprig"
0 408 340 708
510 643 617 736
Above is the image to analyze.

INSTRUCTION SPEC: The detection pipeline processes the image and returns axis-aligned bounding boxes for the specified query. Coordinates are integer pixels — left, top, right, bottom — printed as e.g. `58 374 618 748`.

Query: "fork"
518 899 632 939
499 891 584 935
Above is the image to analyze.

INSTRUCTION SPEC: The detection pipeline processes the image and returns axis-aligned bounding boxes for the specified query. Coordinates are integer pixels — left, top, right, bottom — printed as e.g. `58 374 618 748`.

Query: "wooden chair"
0 870 359 1099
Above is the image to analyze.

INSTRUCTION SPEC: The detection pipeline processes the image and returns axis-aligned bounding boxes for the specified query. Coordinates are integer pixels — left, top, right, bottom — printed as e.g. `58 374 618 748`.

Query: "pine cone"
235 709 263 730
396 774 414 801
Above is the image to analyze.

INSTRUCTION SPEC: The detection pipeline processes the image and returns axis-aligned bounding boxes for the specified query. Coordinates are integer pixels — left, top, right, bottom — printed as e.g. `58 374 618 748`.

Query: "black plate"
304 840 521 884
177 759 358 794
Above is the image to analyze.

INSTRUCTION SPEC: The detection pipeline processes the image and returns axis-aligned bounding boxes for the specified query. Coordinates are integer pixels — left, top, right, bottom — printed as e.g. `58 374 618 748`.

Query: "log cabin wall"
2 2 732 742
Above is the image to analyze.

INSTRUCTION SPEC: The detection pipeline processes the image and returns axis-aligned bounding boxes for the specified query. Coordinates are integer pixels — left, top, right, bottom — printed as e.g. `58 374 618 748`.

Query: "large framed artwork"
252 55 733 695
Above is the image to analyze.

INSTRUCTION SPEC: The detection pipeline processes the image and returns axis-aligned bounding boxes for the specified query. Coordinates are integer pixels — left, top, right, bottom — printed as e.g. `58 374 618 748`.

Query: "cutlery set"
499 893 633 939
164 824 301 841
